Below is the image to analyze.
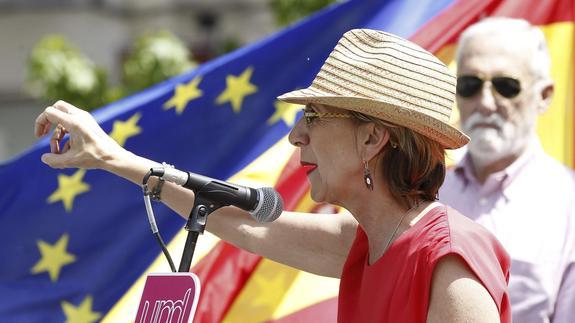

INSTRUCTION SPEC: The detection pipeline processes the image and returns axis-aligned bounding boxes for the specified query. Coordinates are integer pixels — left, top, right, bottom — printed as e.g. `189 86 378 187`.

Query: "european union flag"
0 0 455 321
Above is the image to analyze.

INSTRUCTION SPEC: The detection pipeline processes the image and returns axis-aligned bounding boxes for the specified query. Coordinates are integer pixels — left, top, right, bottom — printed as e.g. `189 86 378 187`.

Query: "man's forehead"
457 33 532 76
464 31 531 51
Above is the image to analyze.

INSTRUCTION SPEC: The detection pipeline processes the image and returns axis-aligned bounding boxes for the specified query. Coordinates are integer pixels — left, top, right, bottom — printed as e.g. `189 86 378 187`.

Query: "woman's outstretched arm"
35 100 358 277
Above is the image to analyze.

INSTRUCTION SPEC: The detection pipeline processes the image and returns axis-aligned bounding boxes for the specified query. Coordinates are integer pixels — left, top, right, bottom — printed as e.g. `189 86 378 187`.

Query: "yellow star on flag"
215 66 258 113
163 77 203 114
31 233 76 282
267 100 302 126
109 112 142 147
61 295 101 323
47 169 90 213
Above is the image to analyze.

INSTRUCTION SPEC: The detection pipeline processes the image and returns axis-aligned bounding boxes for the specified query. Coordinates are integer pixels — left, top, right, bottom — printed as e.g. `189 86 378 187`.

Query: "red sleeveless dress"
338 205 511 322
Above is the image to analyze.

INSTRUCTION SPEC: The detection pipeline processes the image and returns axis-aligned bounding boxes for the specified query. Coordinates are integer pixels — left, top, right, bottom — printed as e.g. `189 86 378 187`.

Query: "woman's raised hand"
34 100 127 170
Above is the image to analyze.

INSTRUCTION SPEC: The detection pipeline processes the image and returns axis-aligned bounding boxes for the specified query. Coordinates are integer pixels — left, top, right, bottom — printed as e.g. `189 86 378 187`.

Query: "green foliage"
25 1 334 111
26 30 195 111
269 0 337 26
220 37 242 56
122 30 195 94
27 35 109 110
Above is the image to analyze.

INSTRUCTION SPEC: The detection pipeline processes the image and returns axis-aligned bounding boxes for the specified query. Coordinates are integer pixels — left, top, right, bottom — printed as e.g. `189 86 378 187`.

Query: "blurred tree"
26 1 334 111
269 0 337 26
220 36 242 55
27 35 109 111
122 30 195 94
26 30 195 111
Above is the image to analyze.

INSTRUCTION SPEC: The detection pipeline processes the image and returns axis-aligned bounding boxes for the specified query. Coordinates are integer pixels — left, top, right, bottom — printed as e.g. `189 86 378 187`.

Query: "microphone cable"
142 170 176 273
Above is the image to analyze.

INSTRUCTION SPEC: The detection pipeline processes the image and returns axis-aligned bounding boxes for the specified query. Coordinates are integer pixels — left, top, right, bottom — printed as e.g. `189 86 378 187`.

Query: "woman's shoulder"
444 206 507 255
440 205 510 298
409 204 508 264
429 206 511 323
386 204 451 266
404 203 451 247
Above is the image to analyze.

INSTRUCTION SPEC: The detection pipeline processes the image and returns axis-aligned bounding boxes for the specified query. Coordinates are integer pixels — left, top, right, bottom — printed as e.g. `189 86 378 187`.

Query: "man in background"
440 17 575 323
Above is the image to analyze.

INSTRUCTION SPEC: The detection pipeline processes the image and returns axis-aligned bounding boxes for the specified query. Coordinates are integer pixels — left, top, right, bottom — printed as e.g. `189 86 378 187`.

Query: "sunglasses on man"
456 75 521 99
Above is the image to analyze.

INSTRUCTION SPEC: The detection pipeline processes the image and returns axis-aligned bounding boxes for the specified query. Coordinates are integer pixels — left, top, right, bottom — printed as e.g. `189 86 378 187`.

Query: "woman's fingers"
35 101 80 168
52 100 82 115
61 141 72 154
35 106 71 137
35 99 86 138
49 125 61 154
34 109 53 137
42 123 74 168
49 124 68 154
41 151 70 169
36 100 120 170
46 106 75 130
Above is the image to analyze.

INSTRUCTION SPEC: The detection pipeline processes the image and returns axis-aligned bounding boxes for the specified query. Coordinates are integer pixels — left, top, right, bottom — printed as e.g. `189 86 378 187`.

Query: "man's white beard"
462 113 526 167
467 127 509 160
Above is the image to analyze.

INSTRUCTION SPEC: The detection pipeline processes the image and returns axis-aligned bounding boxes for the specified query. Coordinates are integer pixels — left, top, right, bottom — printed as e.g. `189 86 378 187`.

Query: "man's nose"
476 81 498 115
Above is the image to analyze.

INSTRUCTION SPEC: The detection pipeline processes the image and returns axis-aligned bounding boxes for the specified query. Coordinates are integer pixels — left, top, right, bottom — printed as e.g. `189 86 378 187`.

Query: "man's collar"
501 138 542 200
453 137 541 199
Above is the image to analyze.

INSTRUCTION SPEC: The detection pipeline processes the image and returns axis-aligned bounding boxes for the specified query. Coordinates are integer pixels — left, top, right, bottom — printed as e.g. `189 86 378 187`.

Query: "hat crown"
278 29 469 149
313 29 456 123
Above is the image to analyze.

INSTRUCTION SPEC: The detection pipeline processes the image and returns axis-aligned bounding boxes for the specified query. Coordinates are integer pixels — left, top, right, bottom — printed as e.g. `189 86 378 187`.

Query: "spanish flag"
0 0 572 322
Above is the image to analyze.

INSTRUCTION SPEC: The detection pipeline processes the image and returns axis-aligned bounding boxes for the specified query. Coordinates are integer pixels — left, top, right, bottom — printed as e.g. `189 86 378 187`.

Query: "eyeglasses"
302 108 353 125
456 75 521 99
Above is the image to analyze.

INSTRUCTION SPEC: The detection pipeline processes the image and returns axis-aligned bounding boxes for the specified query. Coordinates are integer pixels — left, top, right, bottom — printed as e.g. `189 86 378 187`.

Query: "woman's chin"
309 187 326 204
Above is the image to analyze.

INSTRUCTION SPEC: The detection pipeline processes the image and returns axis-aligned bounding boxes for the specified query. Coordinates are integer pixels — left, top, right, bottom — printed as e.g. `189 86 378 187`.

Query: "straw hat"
278 29 469 149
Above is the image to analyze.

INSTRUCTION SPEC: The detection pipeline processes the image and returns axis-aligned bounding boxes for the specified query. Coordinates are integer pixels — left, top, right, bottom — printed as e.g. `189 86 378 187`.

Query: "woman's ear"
358 122 390 161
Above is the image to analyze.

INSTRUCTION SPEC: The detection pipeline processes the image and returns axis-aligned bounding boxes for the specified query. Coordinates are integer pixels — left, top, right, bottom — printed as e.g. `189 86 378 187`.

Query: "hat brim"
278 88 469 149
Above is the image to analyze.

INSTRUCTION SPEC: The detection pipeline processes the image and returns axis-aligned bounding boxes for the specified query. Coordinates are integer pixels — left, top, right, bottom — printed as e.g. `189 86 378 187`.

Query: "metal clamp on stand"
178 195 221 272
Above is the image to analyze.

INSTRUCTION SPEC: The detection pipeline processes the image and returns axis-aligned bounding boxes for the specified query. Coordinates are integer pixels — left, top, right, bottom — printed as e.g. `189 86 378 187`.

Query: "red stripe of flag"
411 0 573 51
193 243 263 323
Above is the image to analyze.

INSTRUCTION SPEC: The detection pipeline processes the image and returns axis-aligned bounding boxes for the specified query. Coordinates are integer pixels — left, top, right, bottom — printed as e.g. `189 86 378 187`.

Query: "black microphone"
150 166 283 222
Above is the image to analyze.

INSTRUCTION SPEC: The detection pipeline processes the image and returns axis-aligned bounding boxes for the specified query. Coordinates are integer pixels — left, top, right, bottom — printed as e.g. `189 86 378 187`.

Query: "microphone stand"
178 195 221 272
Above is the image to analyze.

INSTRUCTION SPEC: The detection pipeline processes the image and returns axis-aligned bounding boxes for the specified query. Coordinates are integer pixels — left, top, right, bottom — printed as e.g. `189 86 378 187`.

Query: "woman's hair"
351 111 446 208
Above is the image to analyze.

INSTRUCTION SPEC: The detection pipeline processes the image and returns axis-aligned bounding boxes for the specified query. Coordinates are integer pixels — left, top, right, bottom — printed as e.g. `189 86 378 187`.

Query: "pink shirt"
338 205 511 323
440 140 575 323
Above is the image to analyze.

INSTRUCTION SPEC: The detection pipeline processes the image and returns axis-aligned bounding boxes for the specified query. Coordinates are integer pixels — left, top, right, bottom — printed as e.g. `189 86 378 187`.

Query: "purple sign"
135 273 200 323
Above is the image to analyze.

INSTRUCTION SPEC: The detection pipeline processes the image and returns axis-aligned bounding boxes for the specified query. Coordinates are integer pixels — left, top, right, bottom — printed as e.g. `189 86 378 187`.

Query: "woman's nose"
288 117 309 147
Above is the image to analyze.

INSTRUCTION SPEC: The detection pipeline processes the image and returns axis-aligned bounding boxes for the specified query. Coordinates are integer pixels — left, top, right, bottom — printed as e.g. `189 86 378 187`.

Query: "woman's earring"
363 160 374 191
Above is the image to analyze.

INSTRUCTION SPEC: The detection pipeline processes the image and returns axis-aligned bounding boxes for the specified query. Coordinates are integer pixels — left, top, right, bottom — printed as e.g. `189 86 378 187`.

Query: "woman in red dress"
35 29 510 322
